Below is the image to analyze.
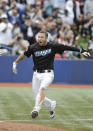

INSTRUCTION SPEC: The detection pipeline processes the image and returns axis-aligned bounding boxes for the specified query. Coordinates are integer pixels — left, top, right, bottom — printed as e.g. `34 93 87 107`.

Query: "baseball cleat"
50 111 55 118
50 101 56 118
31 110 38 119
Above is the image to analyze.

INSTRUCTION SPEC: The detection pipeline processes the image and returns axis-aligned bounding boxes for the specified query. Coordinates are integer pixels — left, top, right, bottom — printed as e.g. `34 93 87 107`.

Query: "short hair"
39 30 48 38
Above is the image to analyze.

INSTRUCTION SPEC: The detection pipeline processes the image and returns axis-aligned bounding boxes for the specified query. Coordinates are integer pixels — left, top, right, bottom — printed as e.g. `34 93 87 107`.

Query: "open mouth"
39 41 43 45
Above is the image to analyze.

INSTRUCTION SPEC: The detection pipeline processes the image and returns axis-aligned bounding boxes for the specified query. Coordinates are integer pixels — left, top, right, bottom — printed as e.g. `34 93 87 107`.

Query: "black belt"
34 69 52 73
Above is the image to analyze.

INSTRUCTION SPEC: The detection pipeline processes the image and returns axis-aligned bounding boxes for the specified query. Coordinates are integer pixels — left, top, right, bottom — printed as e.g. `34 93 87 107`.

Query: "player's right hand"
80 48 90 57
12 62 17 74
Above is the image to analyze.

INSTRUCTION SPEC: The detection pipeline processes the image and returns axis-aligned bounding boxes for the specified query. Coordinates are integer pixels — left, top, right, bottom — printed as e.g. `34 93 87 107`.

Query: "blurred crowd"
0 0 93 59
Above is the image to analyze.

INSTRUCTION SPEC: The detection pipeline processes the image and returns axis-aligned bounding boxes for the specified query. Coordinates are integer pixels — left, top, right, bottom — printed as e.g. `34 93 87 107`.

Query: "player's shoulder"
28 43 38 49
48 41 57 46
48 41 59 47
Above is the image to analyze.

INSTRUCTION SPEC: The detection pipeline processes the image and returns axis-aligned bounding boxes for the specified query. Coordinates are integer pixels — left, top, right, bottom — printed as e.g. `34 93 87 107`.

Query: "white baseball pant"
32 70 54 112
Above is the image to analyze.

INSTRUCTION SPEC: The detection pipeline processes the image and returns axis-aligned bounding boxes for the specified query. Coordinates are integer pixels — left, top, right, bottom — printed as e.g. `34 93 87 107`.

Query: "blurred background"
0 0 93 84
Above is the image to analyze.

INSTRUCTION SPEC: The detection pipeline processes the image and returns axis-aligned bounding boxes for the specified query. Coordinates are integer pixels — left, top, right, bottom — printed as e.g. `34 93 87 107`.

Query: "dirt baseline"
0 122 65 131
0 83 93 88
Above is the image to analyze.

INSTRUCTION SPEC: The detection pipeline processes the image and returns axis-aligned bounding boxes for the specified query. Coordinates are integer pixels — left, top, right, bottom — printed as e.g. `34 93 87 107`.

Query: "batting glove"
12 62 17 74
80 48 90 57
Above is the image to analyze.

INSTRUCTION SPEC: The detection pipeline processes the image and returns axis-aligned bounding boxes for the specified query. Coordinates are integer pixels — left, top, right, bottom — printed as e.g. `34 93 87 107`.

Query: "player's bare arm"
12 54 26 74
15 53 26 63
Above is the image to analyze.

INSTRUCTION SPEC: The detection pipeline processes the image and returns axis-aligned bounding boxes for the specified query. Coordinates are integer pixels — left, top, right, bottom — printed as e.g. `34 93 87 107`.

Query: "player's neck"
39 42 47 46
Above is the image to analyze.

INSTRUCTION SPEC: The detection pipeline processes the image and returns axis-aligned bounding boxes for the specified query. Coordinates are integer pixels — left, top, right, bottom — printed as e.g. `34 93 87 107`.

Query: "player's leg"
42 71 56 118
33 71 55 115
31 72 40 118
32 72 40 99
43 97 56 118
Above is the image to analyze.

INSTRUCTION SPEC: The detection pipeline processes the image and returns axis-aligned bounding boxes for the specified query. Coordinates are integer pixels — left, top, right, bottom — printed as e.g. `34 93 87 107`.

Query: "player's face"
38 33 47 46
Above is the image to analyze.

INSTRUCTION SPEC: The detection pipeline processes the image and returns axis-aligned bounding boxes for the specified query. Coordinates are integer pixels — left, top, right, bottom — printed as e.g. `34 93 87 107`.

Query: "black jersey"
24 42 80 70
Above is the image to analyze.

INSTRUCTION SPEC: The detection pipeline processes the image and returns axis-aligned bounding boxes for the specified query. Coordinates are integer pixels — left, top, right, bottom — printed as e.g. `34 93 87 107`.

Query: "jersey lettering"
34 49 51 57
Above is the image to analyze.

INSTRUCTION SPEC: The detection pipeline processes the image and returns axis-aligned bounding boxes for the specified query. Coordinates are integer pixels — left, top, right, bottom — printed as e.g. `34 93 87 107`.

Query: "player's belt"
34 69 52 73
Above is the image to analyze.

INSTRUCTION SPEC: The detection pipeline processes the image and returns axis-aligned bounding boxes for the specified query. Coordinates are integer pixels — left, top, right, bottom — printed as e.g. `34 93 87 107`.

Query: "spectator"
0 6 5 16
84 12 92 24
32 2 44 23
66 30 74 46
78 34 88 49
0 0 9 11
0 13 13 46
22 4 35 20
65 0 80 23
84 0 93 17
52 8 59 21
55 17 63 32
81 13 92 37
59 9 73 25
88 19 93 38
0 0 92 59
17 0 26 10
77 0 85 14
60 23 71 37
48 22 57 39
72 22 79 40
70 37 82 60
12 20 21 38
16 0 26 4
44 15 53 29
21 16 34 44
58 31 68 45
9 33 29 55
76 14 84 34
44 0 53 16
58 27 74 59
26 0 35 6
7 1 23 28
53 0 66 9
87 36 93 57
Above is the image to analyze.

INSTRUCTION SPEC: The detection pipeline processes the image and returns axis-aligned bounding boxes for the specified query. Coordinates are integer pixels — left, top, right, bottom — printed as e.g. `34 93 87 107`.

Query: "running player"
12 30 90 119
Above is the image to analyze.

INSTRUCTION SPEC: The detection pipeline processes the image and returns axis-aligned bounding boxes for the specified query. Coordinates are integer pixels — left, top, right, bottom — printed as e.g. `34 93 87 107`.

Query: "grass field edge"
0 83 93 88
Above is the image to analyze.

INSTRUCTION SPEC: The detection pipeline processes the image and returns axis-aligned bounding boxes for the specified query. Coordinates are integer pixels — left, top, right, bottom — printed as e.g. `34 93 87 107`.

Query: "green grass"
0 87 93 131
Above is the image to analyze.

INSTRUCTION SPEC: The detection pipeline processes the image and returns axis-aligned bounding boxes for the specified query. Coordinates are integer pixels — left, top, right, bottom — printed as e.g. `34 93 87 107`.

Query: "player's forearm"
15 54 26 64
13 54 26 74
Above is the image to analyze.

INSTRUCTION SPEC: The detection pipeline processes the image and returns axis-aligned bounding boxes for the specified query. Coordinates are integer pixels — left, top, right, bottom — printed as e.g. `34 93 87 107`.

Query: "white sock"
43 97 52 110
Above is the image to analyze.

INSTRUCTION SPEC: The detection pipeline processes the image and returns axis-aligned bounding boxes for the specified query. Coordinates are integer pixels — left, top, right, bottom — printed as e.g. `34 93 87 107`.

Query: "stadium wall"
0 56 93 84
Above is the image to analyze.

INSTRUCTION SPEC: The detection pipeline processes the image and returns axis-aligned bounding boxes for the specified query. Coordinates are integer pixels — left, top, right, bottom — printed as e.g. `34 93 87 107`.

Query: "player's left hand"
12 62 17 74
80 48 90 57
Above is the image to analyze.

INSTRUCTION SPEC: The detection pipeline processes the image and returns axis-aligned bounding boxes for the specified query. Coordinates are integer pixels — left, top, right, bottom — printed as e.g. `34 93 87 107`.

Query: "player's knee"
39 88 45 93
39 88 45 96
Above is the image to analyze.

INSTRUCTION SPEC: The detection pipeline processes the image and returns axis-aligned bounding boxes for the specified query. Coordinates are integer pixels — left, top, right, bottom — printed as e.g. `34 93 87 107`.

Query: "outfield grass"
0 87 93 131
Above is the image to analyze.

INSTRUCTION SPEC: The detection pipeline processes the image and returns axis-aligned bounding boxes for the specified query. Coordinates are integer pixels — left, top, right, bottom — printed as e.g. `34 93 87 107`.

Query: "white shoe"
50 101 56 118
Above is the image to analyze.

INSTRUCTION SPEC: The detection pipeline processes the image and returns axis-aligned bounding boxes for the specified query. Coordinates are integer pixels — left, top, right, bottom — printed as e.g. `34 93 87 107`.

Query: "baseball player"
12 30 90 119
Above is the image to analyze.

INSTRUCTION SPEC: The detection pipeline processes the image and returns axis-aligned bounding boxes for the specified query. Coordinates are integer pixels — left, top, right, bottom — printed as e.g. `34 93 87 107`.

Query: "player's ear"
47 37 49 42
35 33 38 42
46 32 49 42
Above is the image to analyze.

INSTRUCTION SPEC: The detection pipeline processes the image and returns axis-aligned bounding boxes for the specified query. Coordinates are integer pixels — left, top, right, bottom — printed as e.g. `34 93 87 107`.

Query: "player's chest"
33 48 52 57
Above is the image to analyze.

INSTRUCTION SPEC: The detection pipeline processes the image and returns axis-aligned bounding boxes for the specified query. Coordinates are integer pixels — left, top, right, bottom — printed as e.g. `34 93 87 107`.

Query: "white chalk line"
1 104 93 109
57 104 93 108
0 118 93 123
